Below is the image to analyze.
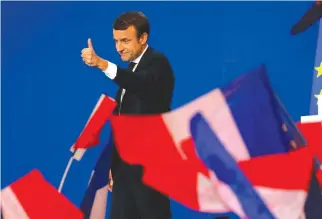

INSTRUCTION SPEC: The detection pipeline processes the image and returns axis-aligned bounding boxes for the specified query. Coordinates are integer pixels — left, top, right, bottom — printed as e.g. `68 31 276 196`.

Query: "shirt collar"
132 45 149 64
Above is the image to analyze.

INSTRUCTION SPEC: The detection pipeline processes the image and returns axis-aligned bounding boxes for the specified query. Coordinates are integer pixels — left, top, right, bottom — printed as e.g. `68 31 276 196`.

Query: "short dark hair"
113 11 150 39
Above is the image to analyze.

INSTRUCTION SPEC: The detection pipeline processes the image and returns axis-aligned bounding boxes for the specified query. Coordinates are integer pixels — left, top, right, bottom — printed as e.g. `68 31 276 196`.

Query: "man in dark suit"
81 11 174 219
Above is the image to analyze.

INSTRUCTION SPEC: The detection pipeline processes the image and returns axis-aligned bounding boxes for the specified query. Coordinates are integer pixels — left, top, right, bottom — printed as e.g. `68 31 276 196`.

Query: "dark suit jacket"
110 46 175 181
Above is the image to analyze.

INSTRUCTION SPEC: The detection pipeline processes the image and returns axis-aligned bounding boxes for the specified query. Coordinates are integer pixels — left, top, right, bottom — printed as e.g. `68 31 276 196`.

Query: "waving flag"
190 113 312 219
70 94 116 160
0 170 83 219
110 65 303 213
58 94 116 194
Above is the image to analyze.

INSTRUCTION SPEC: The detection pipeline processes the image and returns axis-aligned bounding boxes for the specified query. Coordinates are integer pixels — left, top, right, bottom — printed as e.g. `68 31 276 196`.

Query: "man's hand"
81 38 100 67
81 38 108 71
108 170 113 192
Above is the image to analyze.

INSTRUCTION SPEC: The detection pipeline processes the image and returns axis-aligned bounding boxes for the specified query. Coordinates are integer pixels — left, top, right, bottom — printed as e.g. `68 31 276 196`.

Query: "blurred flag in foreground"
190 113 313 219
110 65 305 215
0 169 83 219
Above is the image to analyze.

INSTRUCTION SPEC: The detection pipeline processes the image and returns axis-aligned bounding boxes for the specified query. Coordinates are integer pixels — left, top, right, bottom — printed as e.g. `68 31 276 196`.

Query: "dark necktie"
128 62 136 71
118 62 136 105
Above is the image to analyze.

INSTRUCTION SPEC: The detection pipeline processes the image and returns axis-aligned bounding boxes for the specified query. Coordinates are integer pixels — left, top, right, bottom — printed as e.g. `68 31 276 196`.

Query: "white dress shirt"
103 45 149 103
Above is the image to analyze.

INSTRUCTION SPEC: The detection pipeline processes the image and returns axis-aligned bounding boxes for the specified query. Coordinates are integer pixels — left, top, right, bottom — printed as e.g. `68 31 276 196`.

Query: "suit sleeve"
112 57 171 94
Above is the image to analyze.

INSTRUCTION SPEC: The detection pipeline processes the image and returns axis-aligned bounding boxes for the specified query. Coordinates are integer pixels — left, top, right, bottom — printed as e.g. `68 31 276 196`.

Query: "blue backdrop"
2 2 320 218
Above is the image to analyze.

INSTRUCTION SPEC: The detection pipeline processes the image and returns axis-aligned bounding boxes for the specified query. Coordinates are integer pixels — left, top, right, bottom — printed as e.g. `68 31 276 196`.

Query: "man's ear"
139 33 148 45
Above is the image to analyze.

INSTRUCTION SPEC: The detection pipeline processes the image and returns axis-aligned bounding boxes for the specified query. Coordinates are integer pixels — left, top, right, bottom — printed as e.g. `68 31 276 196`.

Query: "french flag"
110 65 310 216
191 113 312 219
70 94 116 160
0 170 83 219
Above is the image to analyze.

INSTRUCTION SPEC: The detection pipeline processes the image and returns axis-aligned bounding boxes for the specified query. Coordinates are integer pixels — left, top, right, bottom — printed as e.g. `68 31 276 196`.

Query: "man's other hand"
81 38 100 67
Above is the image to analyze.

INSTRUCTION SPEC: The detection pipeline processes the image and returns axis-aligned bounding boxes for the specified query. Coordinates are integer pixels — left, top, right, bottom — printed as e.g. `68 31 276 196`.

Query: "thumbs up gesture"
81 38 100 67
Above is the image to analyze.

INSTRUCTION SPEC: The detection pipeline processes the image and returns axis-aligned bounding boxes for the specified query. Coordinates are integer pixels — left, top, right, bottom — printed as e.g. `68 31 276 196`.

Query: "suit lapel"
133 46 153 72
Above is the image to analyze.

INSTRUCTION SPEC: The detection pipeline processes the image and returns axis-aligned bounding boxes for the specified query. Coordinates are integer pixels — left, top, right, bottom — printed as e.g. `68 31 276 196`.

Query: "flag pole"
58 149 87 193
58 155 75 193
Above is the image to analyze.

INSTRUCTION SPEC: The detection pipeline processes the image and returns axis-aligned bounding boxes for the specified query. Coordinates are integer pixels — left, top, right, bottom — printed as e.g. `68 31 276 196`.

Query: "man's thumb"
88 38 93 49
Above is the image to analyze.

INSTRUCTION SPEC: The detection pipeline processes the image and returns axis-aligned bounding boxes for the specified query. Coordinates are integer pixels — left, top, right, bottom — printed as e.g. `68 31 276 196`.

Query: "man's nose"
116 43 124 52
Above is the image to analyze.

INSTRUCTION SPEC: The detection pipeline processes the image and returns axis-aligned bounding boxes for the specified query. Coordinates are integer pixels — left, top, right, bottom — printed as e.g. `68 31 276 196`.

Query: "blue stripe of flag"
190 113 274 219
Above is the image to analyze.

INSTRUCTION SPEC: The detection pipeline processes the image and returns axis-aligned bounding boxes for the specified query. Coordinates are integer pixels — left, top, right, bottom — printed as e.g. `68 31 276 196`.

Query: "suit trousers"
109 178 171 219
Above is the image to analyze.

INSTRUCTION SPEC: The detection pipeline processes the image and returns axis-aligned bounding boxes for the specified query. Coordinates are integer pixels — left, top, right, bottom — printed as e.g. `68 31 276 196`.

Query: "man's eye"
124 40 129 44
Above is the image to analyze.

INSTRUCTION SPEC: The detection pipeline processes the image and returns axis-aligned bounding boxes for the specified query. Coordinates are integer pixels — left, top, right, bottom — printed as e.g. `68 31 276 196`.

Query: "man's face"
113 25 147 62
